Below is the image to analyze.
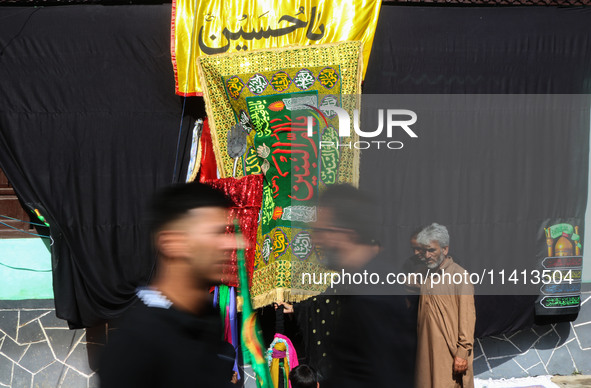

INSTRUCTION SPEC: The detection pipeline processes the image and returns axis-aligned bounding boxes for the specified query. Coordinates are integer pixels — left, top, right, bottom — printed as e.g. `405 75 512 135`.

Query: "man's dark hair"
410 226 426 240
289 365 317 388
319 183 377 245
148 182 233 233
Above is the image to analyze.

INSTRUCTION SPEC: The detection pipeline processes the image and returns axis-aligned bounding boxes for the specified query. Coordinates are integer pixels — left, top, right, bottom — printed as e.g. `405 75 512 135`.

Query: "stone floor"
0 300 102 388
1 292 590 387
474 291 591 379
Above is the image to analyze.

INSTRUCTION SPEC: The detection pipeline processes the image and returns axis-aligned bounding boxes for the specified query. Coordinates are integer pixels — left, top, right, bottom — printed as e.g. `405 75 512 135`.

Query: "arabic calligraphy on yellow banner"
172 0 381 96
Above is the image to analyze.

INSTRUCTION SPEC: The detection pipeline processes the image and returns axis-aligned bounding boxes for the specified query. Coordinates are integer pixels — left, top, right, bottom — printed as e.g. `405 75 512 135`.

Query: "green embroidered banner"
197 42 362 308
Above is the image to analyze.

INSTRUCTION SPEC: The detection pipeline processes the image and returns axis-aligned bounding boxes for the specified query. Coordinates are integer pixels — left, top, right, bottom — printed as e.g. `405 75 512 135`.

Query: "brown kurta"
415 257 476 388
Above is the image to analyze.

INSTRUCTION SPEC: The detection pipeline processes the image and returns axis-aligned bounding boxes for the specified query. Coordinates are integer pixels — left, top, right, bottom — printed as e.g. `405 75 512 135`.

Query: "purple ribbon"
272 349 287 359
229 287 240 379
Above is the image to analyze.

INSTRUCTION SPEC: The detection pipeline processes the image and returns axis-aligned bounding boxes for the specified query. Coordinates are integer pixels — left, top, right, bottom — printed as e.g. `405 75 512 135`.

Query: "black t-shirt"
99 300 234 388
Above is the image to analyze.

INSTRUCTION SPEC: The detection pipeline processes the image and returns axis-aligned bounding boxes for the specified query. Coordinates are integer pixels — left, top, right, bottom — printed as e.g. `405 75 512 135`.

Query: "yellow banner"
172 0 381 96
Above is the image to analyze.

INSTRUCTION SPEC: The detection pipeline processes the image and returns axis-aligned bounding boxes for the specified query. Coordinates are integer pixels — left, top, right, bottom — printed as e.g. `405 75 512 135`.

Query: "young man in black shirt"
99 182 238 387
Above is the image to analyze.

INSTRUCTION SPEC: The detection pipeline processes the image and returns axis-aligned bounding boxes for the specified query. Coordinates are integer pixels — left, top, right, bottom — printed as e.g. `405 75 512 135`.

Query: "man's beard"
426 253 445 270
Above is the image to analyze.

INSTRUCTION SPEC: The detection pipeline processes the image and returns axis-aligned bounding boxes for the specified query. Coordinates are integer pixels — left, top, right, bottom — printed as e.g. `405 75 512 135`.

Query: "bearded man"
415 223 476 388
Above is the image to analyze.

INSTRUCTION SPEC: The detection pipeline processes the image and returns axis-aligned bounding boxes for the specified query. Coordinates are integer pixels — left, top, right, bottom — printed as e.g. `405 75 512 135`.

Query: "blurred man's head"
314 184 378 270
416 223 449 270
410 227 425 259
289 365 319 388
148 182 236 286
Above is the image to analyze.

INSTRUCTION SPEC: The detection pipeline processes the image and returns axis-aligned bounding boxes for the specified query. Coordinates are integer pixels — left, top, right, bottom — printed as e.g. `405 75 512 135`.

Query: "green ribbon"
218 284 229 323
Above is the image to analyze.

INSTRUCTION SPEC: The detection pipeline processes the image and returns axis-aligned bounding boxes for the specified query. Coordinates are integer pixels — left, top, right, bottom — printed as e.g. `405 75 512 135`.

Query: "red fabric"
204 174 263 287
199 118 218 182
224 306 231 343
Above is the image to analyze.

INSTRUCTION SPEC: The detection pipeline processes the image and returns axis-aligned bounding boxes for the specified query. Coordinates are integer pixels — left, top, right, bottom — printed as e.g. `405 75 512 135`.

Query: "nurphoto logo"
306 105 418 150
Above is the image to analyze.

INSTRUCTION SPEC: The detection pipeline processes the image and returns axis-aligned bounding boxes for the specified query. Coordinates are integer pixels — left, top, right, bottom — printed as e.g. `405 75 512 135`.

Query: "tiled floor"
1 292 590 387
0 301 102 388
474 291 591 379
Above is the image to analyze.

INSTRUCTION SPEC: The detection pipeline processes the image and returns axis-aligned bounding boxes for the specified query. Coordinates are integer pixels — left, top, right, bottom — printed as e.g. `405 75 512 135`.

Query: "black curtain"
364 6 591 94
0 5 200 328
362 5 591 336
1 4 589 333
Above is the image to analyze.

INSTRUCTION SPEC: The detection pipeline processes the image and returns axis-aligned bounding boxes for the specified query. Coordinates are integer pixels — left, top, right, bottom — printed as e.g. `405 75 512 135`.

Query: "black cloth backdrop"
365 6 591 94
0 5 201 328
0 4 589 332
362 5 591 336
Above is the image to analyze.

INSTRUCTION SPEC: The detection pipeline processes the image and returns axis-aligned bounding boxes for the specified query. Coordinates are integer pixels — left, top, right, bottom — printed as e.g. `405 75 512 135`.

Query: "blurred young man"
415 223 476 388
99 182 237 388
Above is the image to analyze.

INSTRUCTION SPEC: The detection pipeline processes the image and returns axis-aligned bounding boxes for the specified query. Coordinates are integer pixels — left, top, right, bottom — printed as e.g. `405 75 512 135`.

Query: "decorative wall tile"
88 373 100 388
0 304 104 388
19 342 54 374
577 298 591 323
0 312 18 340
65 343 96 376
488 357 527 378
60 368 87 387
0 354 13 386
39 313 68 330
17 320 45 344
241 364 257 388
478 336 522 358
1 292 590 387
565 339 591 372
512 348 541 370
545 345 576 375
19 311 50 328
32 362 66 388
573 321 591 349
473 354 491 377
12 364 32 388
525 362 548 377
1 336 29 363
507 328 540 351
45 329 84 362
475 290 591 378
